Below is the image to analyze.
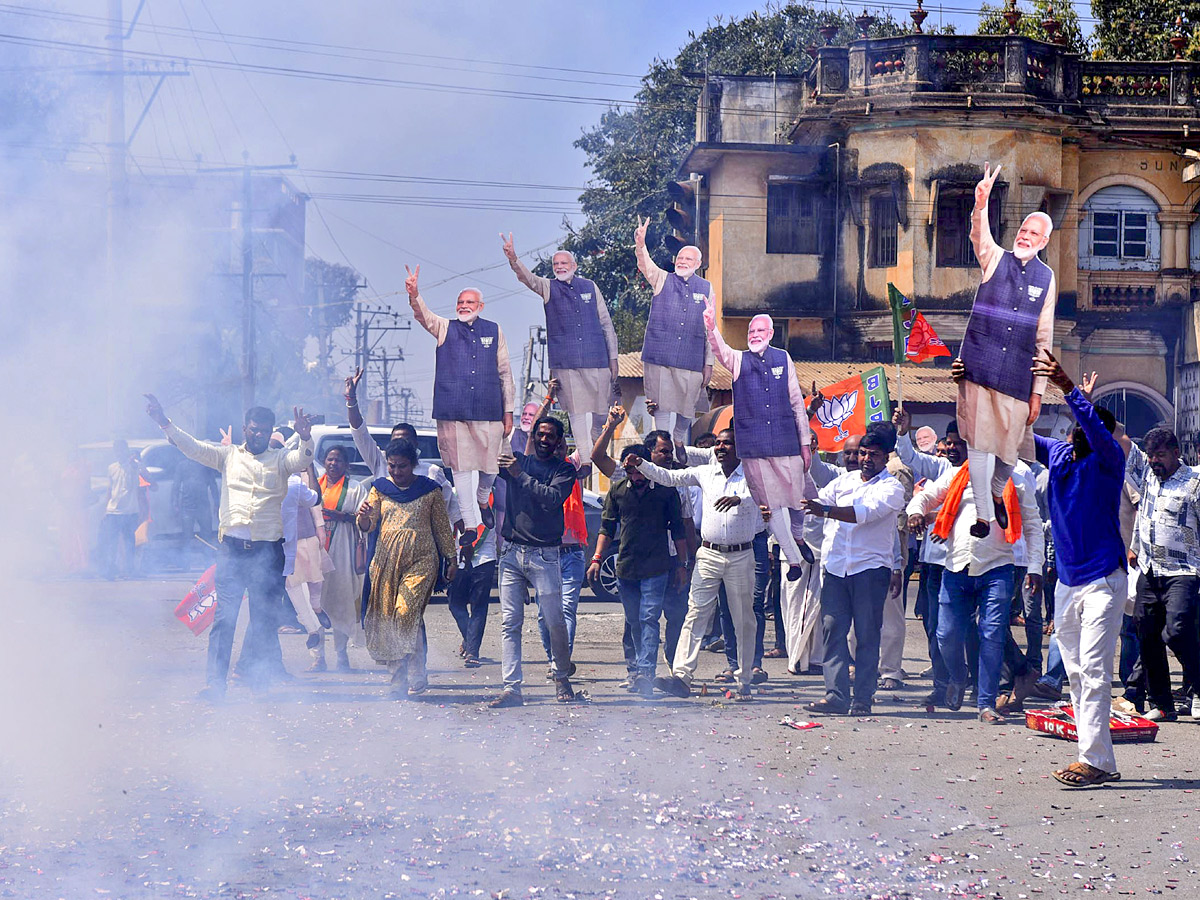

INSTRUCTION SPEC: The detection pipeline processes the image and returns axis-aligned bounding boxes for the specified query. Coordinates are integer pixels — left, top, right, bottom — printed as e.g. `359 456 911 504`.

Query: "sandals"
556 679 577 703
1053 761 1121 788
763 648 787 659
714 669 736 684
979 706 1005 724
877 677 902 691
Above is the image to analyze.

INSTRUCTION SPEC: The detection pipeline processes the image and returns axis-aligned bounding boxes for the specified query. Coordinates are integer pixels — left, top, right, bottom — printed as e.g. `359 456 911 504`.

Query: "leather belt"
220 536 282 551
701 539 752 553
560 544 585 553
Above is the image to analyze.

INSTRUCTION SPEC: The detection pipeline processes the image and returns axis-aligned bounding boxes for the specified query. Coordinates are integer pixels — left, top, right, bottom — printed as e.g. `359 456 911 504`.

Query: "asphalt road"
2 576 1198 900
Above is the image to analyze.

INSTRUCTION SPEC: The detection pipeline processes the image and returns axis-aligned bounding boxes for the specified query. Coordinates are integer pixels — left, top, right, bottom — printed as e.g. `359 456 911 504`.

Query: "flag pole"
895 358 905 411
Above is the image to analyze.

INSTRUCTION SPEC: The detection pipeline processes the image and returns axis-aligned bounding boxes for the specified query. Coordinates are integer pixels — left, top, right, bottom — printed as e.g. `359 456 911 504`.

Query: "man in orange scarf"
907 438 1043 723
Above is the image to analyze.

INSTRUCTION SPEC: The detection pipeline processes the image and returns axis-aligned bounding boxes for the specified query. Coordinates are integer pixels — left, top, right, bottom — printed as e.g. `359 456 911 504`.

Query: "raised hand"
645 398 658 417
892 406 912 436
1030 349 1074 394
622 451 643 471
702 294 716 333
404 264 420 301
345 367 364 404
634 215 649 249
144 393 168 427
975 162 1001 208
219 426 233 446
293 407 313 441
1081 370 1099 398
500 232 517 262
950 358 966 384
606 405 626 428
546 377 561 400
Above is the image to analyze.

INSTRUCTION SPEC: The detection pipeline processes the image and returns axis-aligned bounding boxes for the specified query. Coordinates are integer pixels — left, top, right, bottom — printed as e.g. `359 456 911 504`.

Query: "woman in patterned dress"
357 439 457 698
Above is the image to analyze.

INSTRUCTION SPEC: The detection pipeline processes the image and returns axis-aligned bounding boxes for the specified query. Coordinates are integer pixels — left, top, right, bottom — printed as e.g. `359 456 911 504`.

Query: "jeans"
767 552 785 651
662 573 689 666
752 530 769 668
449 560 493 659
1038 635 1065 692
1013 565 1043 671
938 565 1014 711
819 567 891 709
498 543 571 692
99 513 139 578
209 539 285 689
618 572 670 676
1134 572 1200 713
922 564 949 692
540 547 583 661
1119 613 1141 701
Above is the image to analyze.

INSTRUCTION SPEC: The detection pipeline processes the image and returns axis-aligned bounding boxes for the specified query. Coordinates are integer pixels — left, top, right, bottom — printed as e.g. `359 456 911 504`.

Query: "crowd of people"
135 171 1200 791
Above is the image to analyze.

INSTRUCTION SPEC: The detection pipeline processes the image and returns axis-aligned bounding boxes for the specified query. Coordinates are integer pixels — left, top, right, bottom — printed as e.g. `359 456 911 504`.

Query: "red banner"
174 565 218 636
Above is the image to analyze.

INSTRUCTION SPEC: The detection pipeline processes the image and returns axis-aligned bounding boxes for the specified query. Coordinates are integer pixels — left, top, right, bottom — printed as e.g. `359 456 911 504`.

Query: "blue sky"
28 0 1052 418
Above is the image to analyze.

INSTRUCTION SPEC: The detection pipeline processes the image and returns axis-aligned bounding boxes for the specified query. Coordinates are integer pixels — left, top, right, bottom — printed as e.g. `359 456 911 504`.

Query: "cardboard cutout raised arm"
955 163 1057 538
501 232 618 463
634 216 714 455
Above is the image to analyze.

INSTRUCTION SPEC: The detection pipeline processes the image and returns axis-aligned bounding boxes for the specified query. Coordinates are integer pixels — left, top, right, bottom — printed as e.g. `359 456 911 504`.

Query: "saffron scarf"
931 461 1021 544
318 473 349 549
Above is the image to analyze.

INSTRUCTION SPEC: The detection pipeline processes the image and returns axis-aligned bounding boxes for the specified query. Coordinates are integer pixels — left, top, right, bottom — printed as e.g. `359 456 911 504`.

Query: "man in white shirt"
100 439 149 579
907 439 1043 723
632 429 764 700
145 394 315 701
800 423 907 716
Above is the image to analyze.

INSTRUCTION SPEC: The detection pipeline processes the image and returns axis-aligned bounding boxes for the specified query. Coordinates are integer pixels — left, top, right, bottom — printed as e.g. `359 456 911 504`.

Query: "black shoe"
635 674 656 699
993 496 1008 531
798 541 815 565
197 685 226 704
556 678 577 703
305 632 321 650
849 706 872 716
316 610 332 630
945 682 965 711
921 690 941 709
480 503 495 530
488 690 523 709
458 533 476 570
653 675 691 698
786 564 804 582
969 520 990 539
804 698 849 715
751 668 769 684
464 655 481 668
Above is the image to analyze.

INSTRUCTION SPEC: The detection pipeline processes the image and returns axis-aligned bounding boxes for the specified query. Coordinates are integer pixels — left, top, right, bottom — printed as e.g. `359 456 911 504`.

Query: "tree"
978 0 1089 54
1090 0 1200 60
551 3 903 351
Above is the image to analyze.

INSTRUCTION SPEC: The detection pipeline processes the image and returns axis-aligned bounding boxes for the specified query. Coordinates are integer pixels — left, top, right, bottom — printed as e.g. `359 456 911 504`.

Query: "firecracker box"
1025 704 1159 743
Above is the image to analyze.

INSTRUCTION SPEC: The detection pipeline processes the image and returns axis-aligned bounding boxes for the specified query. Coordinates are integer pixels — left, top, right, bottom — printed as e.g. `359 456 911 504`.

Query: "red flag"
174 565 218 636
905 310 951 363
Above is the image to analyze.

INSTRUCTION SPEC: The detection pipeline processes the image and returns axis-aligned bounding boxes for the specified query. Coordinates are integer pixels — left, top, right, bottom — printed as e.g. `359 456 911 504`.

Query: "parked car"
309 424 441 479
581 488 618 601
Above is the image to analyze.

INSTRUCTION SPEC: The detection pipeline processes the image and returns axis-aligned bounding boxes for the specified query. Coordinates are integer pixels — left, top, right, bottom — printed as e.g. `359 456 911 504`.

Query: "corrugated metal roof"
617 352 1064 404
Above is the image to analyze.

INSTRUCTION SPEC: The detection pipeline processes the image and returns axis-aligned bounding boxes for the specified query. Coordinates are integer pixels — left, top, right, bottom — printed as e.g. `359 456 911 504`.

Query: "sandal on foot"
714 669 736 684
488 690 523 708
877 677 902 691
979 706 1006 724
556 679 577 703
1053 761 1120 788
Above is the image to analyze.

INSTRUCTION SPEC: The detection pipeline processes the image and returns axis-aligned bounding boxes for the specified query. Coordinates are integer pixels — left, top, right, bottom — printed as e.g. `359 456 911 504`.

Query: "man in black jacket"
490 416 579 708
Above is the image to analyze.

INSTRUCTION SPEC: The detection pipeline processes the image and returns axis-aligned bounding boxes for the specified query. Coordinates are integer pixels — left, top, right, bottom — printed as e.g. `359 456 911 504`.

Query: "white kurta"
412 294 516 473
321 477 369 642
635 244 714 416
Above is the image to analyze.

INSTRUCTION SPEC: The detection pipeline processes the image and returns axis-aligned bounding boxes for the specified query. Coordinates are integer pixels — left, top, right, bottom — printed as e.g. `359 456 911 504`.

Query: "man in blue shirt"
1031 351 1126 788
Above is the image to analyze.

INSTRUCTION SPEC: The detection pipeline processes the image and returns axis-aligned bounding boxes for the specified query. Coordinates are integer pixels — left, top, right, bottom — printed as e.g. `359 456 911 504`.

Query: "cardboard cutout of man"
406 264 515 561
956 163 1056 538
702 301 816 577
501 234 618 463
634 216 713 451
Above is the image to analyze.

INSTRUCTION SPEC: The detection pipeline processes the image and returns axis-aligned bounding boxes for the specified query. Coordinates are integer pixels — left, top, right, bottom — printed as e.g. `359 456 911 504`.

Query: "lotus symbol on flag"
816 390 859 441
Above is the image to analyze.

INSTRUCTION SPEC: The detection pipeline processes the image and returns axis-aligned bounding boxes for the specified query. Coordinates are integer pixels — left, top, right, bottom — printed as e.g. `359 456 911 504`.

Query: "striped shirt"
1127 442 1200 576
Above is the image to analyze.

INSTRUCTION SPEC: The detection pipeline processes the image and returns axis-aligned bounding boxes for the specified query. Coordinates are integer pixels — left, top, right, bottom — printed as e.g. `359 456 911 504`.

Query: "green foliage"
553 2 903 352
978 0 1089 54
1090 0 1199 60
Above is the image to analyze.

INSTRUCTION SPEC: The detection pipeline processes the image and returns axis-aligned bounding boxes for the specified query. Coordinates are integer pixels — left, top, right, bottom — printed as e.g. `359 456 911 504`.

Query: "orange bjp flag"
809 366 893 452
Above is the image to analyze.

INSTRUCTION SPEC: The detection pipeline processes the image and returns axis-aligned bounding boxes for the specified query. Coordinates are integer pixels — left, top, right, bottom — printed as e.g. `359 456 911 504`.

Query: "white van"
309 424 441 479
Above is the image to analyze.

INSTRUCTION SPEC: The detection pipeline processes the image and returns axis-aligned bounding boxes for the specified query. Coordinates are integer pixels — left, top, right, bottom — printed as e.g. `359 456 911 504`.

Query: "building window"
1079 184 1160 272
935 188 1002 268
870 194 898 268
767 183 823 254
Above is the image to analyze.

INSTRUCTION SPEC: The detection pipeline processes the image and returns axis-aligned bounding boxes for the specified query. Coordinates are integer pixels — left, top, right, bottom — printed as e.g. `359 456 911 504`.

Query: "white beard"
457 311 480 324
674 265 696 279
554 271 574 282
747 338 769 354
1012 244 1039 262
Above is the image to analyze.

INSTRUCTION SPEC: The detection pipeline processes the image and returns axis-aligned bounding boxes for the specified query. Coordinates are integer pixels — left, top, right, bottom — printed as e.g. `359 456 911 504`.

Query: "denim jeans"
498 543 570 692
1038 634 1065 692
922 564 949 692
209 539 285 689
449 560 494 659
99 513 139 578
539 547 583 661
618 572 670 675
1119 613 1141 701
819 567 891 710
1013 566 1043 671
938 565 1014 711
662 573 689 667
